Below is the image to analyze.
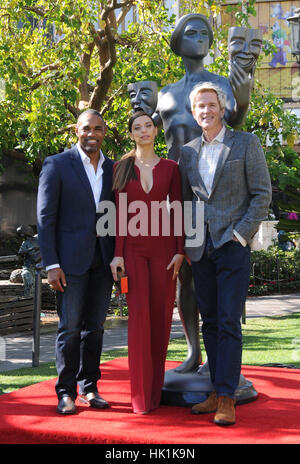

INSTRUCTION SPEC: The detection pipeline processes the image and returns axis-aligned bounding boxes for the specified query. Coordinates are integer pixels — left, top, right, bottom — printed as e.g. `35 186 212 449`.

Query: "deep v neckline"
134 159 161 194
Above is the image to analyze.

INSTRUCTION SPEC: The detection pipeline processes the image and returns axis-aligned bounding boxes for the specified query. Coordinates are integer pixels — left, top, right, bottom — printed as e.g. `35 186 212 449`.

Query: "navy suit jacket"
37 146 115 275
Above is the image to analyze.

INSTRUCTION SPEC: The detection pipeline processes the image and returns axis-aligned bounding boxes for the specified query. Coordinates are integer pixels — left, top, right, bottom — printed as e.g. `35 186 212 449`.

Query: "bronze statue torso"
156 70 235 160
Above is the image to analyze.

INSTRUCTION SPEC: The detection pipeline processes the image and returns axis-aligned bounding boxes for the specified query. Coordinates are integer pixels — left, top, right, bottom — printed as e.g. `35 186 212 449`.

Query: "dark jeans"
55 246 113 400
191 234 251 398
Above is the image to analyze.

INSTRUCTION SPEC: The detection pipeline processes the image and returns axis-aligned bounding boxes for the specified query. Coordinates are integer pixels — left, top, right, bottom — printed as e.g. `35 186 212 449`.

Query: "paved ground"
0 293 299 372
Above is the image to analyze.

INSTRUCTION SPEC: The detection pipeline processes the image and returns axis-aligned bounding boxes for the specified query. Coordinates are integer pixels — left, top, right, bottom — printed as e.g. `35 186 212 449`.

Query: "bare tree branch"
89 11 118 109
33 62 60 78
79 42 95 103
86 0 136 110
57 124 76 134
116 4 132 27
101 0 134 21
100 83 127 115
64 100 79 119
22 6 45 17
110 126 125 160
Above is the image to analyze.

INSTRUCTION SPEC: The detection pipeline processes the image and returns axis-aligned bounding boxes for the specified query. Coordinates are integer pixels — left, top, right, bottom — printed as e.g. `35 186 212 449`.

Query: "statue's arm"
227 61 254 128
152 110 162 127
18 242 28 256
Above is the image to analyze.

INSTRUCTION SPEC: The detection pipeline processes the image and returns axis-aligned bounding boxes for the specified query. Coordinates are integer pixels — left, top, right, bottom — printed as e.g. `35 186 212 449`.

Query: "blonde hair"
189 82 226 112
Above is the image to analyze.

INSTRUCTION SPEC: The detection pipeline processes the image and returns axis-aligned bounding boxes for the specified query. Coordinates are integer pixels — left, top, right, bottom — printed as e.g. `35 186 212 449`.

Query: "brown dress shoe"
191 391 217 415
214 396 236 426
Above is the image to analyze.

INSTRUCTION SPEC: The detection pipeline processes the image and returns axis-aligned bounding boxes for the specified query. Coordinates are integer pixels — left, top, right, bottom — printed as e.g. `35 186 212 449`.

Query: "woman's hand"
167 254 184 280
110 256 125 281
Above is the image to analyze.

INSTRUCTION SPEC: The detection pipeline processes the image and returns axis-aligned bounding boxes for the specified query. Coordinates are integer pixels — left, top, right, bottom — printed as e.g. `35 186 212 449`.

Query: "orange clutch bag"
116 268 128 294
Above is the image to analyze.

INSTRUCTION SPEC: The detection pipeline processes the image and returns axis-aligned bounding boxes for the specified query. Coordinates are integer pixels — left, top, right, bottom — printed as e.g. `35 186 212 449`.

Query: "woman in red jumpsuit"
110 111 184 414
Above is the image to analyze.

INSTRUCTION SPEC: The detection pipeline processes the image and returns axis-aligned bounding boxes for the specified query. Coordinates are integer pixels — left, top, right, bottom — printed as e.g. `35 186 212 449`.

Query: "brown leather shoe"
191 391 217 415
214 396 236 426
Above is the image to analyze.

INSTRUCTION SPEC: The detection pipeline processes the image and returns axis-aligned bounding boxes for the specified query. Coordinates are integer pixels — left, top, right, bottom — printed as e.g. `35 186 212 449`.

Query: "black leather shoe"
79 392 109 409
56 396 76 415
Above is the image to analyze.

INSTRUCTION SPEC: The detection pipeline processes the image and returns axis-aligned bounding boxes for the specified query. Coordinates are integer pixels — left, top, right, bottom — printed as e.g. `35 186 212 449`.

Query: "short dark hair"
77 109 105 125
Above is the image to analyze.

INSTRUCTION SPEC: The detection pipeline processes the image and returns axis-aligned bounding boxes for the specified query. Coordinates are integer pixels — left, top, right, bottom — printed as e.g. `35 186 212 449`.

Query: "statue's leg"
175 259 202 373
22 268 34 297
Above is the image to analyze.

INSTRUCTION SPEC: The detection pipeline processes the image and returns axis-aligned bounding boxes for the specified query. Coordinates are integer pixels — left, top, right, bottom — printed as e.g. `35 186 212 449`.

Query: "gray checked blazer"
178 128 272 261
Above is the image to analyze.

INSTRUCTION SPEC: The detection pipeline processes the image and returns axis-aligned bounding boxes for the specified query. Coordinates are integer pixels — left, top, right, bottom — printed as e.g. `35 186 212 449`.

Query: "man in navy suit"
37 109 115 414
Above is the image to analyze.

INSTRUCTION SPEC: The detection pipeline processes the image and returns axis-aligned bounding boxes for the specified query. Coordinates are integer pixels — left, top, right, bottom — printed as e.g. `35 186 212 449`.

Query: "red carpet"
0 358 299 445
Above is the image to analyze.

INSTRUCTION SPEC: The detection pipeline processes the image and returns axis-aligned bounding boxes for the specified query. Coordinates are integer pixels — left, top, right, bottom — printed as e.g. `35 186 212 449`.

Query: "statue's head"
17 225 34 238
228 27 263 74
127 81 158 115
170 14 213 59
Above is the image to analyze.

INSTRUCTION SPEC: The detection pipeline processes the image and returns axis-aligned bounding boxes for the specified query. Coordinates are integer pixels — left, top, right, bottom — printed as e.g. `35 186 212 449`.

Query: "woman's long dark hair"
112 111 156 192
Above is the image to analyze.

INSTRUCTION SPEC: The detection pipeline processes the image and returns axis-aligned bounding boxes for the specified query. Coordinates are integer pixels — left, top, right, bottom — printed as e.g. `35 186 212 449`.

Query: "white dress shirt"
76 142 105 207
46 144 105 271
199 125 226 197
199 126 246 247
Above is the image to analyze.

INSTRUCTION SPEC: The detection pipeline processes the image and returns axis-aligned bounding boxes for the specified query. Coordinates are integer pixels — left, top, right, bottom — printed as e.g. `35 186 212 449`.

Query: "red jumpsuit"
114 158 184 413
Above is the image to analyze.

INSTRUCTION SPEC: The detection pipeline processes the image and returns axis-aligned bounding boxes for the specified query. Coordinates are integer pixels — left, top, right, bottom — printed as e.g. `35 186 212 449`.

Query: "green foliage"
244 85 300 192
0 0 184 166
249 247 300 296
241 313 300 368
0 0 95 166
202 0 300 228
276 187 300 233
181 0 257 26
0 0 299 195
201 1 300 197
167 313 300 369
0 362 57 394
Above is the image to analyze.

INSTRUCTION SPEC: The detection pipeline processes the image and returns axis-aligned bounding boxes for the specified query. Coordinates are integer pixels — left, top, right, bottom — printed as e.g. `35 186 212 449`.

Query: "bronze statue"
127 14 262 404
17 225 41 297
127 81 158 115
152 14 254 162
228 26 263 76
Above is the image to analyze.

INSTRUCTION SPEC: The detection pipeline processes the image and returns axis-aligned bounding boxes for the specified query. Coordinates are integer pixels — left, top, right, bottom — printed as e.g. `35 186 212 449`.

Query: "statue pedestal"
161 363 258 407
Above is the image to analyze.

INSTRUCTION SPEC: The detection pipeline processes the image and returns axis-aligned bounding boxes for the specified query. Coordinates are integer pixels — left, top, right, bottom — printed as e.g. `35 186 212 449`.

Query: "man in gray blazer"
179 82 272 425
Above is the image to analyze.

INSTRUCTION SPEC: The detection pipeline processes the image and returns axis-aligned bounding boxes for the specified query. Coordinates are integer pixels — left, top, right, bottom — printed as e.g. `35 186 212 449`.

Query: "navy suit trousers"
55 243 113 400
191 234 250 397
